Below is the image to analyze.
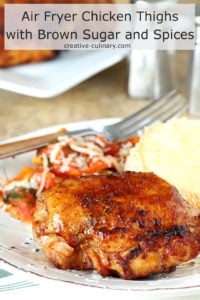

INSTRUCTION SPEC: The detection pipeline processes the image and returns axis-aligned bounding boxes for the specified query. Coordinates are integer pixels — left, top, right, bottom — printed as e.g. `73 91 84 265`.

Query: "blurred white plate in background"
0 49 129 98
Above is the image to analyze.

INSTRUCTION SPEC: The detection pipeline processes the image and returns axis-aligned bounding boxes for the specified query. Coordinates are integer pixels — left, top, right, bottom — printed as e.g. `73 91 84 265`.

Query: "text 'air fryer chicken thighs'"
32 171 200 279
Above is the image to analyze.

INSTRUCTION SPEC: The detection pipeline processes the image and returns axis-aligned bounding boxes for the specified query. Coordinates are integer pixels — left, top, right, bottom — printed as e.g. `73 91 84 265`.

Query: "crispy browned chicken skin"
32 172 200 279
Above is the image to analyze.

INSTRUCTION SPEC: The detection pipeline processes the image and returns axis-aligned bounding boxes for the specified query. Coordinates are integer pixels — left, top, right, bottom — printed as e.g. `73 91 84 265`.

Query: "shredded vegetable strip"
35 153 49 198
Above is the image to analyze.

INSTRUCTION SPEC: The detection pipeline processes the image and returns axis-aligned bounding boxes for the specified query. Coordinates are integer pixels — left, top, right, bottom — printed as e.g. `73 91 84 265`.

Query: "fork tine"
105 90 188 139
63 128 111 140
123 95 188 137
116 90 178 129
63 128 99 137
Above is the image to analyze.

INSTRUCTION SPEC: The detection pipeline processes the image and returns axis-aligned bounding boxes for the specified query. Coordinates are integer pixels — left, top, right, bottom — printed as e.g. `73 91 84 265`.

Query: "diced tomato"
31 168 56 190
126 136 140 145
5 190 37 223
6 166 35 184
51 165 82 178
104 137 139 157
67 166 82 178
16 201 35 222
84 159 110 174
32 156 43 166
104 142 120 156
62 147 74 157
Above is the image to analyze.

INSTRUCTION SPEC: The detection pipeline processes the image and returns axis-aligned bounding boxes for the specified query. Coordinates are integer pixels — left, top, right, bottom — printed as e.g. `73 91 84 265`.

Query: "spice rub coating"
32 171 200 279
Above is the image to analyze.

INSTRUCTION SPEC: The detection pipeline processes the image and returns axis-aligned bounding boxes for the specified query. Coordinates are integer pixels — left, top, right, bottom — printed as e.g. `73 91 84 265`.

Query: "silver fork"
0 90 188 159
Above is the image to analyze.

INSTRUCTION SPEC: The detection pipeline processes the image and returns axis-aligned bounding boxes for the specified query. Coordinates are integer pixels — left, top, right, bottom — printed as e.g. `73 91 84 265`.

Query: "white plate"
0 50 129 98
1 118 200 299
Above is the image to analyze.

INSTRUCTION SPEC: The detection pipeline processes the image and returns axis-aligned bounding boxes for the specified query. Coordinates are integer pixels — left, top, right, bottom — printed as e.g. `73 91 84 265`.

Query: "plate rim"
1 118 200 297
0 49 129 98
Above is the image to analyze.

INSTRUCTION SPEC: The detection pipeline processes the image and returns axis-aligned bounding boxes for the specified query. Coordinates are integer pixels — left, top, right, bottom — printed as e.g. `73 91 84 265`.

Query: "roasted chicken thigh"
32 172 200 279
